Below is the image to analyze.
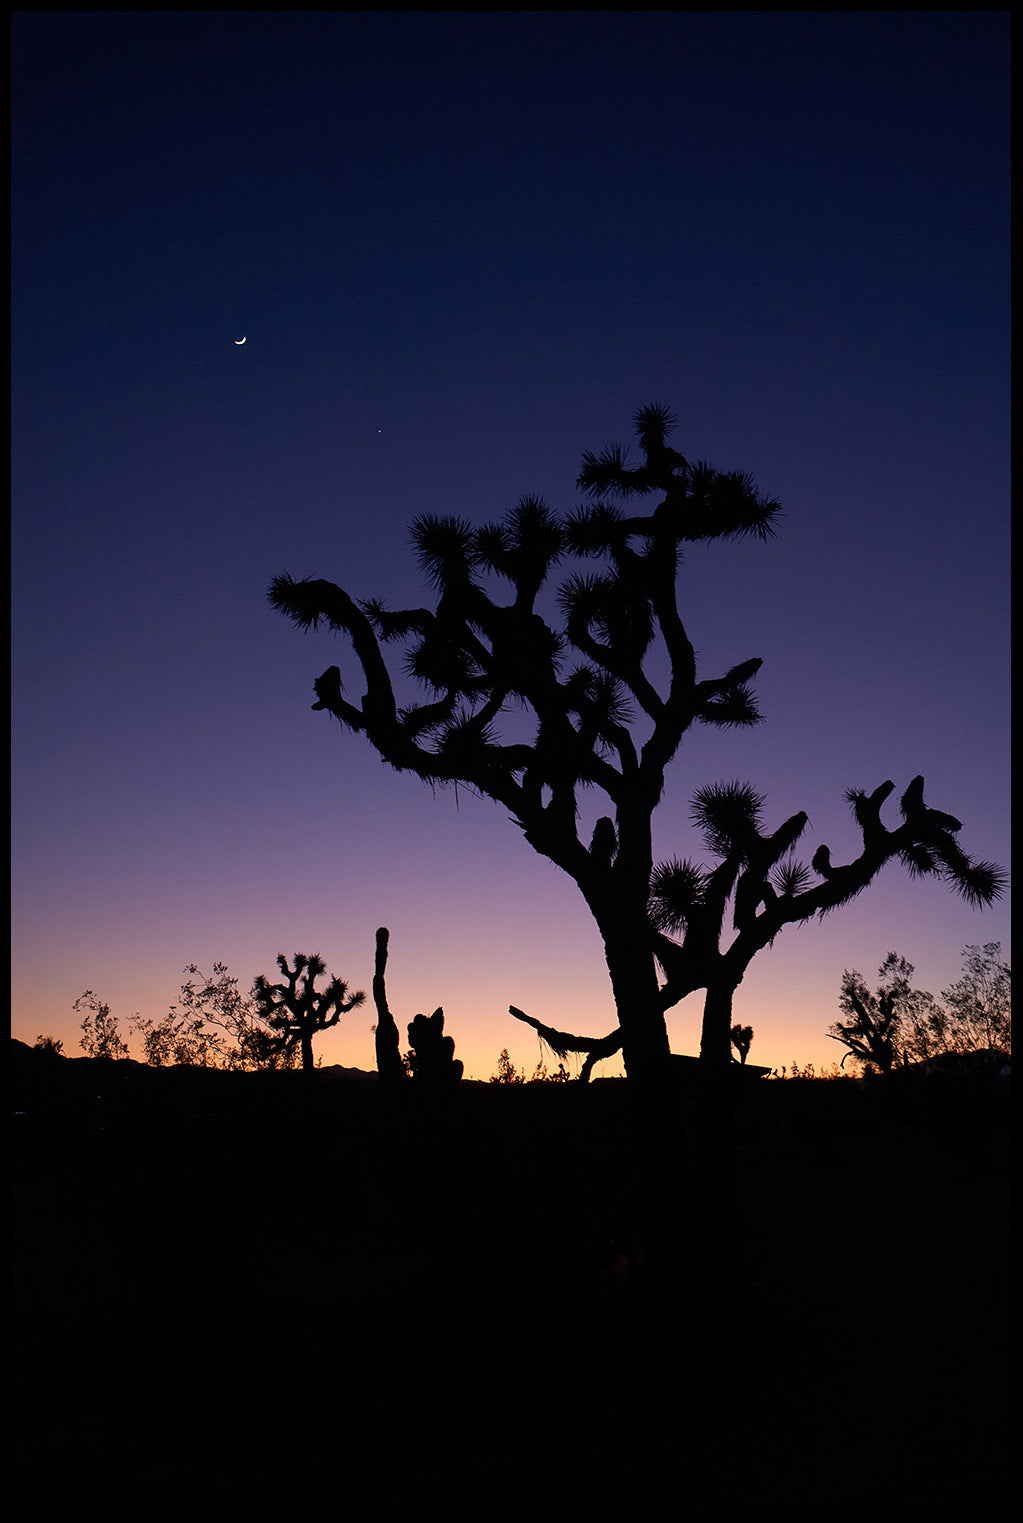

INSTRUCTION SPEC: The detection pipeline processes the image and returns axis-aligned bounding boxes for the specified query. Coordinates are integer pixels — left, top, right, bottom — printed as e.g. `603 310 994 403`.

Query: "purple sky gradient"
12 12 1010 1079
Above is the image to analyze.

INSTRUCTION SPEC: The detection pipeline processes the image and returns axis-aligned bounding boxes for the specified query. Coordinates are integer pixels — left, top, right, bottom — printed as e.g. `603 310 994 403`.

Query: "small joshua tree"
730 1024 754 1065
252 952 366 1072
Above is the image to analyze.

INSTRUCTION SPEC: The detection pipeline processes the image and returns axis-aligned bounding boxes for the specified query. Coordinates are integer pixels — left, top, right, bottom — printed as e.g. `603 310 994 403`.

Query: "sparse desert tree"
175 962 300 1071
929 942 1011 1058
826 945 1010 1074
490 1048 523 1084
870 942 1011 1066
75 990 130 1061
825 953 930 1074
128 963 300 1070
252 952 366 1072
129 1005 227 1068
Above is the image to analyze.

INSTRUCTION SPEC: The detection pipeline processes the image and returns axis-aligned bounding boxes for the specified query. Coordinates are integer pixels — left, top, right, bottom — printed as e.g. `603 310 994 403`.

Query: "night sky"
12 11 1010 1080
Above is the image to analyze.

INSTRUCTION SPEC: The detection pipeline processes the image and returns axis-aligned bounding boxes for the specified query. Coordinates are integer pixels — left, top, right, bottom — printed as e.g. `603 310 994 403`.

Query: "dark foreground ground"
9 1042 1011 1515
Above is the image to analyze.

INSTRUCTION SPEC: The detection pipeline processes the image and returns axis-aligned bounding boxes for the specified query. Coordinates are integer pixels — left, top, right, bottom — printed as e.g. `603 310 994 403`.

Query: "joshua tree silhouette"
252 952 365 1072
730 1024 754 1066
270 405 1004 1096
270 404 1004 1270
270 405 782 1089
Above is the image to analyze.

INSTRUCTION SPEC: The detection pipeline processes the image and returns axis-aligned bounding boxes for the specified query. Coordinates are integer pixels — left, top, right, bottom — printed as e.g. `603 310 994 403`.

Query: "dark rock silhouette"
370 925 463 1089
406 1007 463 1088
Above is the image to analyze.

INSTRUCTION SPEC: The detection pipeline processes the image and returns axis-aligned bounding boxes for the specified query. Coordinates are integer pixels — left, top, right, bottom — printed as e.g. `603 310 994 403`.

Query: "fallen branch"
508 1005 622 1081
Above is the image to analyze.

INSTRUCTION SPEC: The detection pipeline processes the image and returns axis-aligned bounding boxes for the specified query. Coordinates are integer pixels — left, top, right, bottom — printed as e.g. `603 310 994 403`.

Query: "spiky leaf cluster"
269 408 778 848
649 857 707 935
651 774 1005 1017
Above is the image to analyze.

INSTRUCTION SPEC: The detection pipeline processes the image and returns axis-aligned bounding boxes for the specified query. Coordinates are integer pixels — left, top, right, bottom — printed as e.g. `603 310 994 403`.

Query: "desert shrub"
490 1049 523 1084
75 991 130 1060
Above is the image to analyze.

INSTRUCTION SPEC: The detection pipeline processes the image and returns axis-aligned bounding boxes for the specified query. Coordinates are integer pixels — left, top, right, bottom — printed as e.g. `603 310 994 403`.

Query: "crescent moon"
234 336 247 345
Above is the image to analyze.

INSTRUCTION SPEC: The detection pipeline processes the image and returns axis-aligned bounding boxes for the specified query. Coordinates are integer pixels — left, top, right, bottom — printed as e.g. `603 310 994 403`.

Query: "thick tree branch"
508 1005 622 1080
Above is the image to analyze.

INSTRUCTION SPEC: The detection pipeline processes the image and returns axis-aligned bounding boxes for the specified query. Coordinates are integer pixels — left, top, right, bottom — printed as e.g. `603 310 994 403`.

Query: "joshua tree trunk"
602 928 673 1081
372 927 407 1087
598 906 693 1281
700 981 740 1071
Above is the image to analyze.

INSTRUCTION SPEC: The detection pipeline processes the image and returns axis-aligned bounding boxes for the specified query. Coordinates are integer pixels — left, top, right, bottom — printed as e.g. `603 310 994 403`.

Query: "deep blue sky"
12 11 1010 1077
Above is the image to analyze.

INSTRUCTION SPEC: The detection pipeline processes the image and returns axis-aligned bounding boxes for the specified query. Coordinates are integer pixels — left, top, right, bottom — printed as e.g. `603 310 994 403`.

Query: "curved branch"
269 576 400 729
723 777 1004 982
507 1005 622 1081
